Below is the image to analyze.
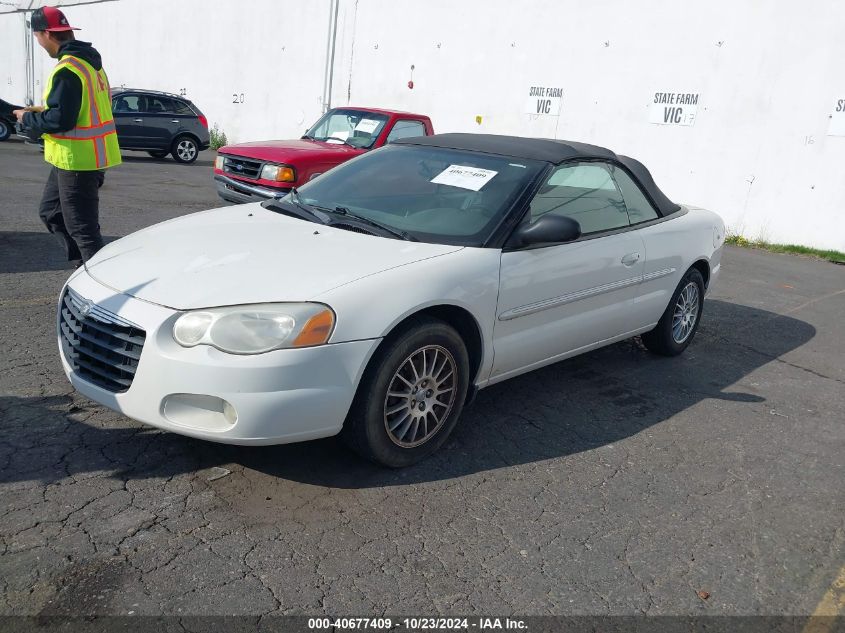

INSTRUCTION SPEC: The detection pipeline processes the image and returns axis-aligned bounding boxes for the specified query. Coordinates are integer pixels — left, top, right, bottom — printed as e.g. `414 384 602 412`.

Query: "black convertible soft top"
395 133 681 216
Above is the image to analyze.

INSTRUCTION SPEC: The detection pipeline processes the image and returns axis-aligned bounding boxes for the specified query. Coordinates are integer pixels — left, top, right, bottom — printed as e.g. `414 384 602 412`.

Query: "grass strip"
725 235 845 264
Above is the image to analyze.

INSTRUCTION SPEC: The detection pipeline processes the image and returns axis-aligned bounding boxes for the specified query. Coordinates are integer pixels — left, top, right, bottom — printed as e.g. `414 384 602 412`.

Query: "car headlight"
173 303 335 354
260 163 296 182
214 155 225 170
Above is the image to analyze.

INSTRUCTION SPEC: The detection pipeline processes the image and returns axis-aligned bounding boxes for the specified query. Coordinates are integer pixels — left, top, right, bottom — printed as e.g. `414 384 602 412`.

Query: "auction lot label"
524 85 563 116
649 91 700 126
355 118 381 134
431 165 498 191
828 97 845 136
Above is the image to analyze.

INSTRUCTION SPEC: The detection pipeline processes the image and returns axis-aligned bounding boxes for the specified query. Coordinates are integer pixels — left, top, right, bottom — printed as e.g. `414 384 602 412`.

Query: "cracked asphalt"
1 138 843 617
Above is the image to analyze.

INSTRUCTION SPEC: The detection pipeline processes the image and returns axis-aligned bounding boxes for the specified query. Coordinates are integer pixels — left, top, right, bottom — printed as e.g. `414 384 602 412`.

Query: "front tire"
641 268 705 356
171 135 199 164
342 316 470 467
0 118 11 142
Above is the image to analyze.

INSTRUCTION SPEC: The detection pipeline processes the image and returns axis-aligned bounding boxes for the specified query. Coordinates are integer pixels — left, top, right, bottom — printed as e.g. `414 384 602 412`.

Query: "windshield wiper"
263 188 330 224
321 205 417 242
290 188 332 223
325 136 357 148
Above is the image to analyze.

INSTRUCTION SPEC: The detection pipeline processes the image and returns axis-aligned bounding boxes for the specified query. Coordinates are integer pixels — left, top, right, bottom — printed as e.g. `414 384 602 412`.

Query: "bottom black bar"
0 616 842 633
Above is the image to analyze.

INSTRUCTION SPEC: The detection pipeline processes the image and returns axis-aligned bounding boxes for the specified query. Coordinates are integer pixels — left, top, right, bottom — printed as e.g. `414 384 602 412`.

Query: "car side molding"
498 267 676 321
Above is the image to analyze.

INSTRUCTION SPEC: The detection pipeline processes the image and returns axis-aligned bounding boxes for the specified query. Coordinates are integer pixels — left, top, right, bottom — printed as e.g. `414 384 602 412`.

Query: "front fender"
317 248 501 384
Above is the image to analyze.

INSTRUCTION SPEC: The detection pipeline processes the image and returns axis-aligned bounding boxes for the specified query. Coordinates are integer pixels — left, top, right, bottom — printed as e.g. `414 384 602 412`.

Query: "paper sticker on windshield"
431 165 498 191
325 130 349 143
354 119 380 134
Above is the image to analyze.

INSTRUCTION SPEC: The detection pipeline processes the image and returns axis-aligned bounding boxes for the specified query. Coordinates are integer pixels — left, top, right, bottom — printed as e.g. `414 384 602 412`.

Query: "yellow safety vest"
42 54 121 171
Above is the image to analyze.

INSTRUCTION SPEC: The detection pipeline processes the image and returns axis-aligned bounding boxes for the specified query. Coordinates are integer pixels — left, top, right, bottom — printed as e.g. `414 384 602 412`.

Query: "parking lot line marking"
802 563 845 633
0 296 56 308
784 288 845 316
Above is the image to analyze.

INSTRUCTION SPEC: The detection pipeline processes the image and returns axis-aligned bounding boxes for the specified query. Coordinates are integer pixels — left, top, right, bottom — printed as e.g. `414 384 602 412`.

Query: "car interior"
301 150 539 240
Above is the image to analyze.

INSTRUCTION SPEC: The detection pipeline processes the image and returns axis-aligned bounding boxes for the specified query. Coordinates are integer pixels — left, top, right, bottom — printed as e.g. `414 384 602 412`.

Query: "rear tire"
341 316 470 467
147 150 169 159
641 268 705 356
171 135 199 164
0 119 11 142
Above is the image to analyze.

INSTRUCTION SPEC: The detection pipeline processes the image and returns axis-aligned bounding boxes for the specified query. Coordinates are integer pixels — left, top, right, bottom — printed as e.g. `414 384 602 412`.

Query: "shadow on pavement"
0 231 121 274
120 153 214 168
0 300 816 488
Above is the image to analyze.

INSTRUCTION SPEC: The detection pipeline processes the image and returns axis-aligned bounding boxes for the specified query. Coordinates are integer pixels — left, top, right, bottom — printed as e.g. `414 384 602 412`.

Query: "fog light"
162 394 237 431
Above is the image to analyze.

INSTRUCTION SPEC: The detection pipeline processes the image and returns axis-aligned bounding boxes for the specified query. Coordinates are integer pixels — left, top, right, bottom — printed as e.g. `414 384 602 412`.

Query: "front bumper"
214 174 289 205
58 270 380 445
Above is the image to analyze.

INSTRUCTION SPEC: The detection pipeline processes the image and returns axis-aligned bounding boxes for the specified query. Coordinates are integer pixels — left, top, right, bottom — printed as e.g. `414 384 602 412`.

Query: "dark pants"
38 167 104 263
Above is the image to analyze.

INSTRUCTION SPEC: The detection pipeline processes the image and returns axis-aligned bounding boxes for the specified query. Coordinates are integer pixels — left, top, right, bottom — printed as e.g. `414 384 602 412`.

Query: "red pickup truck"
213 107 434 204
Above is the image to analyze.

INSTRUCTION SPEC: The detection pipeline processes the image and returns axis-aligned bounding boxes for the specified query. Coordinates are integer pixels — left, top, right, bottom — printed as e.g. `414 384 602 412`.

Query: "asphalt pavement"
1 138 843 618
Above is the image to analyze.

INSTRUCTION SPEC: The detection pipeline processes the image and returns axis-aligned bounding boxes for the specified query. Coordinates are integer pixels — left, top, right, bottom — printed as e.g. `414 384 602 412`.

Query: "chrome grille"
59 288 146 393
223 155 263 179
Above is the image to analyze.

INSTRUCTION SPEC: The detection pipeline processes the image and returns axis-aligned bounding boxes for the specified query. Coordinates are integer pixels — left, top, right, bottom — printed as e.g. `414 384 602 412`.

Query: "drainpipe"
321 0 340 113
24 11 35 105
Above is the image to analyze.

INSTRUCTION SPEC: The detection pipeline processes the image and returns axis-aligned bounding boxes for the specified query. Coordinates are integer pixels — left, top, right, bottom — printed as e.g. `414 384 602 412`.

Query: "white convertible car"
59 134 725 466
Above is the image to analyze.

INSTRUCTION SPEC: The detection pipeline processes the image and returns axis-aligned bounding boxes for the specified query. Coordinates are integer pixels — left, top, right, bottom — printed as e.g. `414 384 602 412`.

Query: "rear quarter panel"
633 205 725 328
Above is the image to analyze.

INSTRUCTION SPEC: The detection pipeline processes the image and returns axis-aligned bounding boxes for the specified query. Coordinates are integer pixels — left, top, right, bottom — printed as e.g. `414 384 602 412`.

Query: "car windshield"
262 144 546 246
304 109 389 149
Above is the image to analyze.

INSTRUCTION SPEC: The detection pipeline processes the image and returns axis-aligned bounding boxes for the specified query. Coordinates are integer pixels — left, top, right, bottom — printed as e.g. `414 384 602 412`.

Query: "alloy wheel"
672 282 700 343
383 345 458 448
176 140 197 161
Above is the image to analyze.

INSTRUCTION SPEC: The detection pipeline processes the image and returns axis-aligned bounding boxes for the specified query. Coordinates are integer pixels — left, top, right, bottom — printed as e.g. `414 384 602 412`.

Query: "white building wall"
0 12 30 105
2 0 843 250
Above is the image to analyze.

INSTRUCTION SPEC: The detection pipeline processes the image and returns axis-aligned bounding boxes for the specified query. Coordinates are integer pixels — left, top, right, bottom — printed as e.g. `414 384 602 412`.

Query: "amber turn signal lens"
292 309 335 347
275 166 295 182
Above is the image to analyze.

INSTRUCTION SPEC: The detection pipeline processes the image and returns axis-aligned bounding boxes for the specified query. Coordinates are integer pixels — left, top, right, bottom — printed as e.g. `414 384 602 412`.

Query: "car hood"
218 139 361 164
85 204 463 310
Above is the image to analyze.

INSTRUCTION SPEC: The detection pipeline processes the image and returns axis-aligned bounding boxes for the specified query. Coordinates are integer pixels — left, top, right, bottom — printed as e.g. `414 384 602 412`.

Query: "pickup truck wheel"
341 316 470 467
171 135 199 164
147 150 169 159
0 119 11 142
641 268 705 356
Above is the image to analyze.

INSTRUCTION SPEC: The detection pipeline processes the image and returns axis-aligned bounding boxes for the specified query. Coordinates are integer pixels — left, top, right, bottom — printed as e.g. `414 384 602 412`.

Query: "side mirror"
511 215 581 248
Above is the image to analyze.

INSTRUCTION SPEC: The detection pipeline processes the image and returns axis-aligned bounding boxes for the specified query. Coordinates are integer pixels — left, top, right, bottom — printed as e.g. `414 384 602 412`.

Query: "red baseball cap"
30 6 80 32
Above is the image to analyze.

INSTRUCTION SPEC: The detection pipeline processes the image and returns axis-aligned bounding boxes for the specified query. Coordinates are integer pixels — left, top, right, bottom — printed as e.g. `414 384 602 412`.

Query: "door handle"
621 252 641 266
133 118 143 122
170 119 180 123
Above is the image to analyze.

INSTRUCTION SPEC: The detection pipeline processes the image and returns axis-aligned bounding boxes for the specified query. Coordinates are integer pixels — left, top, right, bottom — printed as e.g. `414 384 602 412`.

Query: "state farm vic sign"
649 91 700 127
524 86 563 116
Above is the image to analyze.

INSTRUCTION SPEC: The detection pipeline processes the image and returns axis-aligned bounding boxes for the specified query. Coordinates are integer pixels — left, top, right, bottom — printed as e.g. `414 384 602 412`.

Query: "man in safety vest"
13 6 120 266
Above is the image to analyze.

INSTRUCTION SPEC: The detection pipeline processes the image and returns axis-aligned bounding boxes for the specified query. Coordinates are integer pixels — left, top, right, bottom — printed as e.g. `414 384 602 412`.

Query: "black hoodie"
23 40 104 137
